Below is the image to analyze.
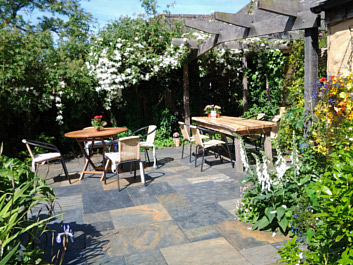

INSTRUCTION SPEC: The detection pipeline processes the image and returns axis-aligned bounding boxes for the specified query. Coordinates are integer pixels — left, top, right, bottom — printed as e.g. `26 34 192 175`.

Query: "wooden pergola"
171 0 325 137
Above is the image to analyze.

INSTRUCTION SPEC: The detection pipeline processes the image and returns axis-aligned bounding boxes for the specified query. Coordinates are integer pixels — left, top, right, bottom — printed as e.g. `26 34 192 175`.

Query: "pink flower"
318 33 323 37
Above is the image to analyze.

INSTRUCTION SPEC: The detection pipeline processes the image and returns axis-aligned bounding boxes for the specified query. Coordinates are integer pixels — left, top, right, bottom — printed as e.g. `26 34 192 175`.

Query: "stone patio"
33 146 288 264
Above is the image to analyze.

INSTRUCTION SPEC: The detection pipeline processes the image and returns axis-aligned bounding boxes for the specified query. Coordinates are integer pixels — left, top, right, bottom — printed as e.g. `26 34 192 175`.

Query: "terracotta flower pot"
95 127 101 132
173 138 181 147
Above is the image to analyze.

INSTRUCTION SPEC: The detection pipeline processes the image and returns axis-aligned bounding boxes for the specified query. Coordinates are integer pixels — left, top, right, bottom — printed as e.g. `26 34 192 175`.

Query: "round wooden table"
65 127 128 182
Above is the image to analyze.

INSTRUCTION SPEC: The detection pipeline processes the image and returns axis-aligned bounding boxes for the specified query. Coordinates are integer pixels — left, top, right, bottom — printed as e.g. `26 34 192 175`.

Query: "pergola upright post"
304 27 319 139
242 53 249 114
183 62 191 128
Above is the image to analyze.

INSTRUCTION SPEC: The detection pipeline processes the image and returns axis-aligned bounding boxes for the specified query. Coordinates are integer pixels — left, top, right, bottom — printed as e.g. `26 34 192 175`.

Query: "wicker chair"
129 125 157 168
104 136 145 191
178 121 209 162
22 139 70 183
190 125 233 172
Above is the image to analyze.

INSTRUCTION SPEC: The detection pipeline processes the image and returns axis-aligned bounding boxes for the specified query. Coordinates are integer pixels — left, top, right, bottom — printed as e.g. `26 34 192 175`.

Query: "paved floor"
34 146 288 264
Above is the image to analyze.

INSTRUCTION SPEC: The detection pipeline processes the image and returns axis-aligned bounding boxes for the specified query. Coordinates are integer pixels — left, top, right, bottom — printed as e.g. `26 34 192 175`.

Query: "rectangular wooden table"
192 116 277 172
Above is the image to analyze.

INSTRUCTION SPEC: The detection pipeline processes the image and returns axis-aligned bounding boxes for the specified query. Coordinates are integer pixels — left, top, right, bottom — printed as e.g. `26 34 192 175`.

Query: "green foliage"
244 49 286 117
0 150 56 264
279 148 353 264
237 136 319 234
152 108 178 148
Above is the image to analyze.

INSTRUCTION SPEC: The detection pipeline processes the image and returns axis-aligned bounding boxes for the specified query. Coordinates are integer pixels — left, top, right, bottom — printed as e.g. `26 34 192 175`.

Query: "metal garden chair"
22 139 71 184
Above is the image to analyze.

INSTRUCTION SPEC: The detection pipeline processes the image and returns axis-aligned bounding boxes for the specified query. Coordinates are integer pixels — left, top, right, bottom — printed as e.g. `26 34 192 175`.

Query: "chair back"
178 121 190 141
145 125 157 144
189 126 203 146
119 136 140 162
22 139 35 160
270 115 281 138
256 113 266 120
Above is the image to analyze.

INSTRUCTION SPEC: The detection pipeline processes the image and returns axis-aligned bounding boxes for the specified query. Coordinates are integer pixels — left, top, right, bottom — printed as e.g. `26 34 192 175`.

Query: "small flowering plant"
91 115 107 130
173 132 179 138
55 225 74 265
204 104 221 114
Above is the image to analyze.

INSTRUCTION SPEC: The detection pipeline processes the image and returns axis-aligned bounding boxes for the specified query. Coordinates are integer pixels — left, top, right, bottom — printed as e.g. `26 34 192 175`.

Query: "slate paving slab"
240 245 281 265
156 192 191 210
110 203 173 229
125 249 168 265
160 237 250 265
181 225 222 242
127 182 176 199
86 221 188 257
82 189 134 214
214 221 287 252
173 181 238 205
168 202 235 230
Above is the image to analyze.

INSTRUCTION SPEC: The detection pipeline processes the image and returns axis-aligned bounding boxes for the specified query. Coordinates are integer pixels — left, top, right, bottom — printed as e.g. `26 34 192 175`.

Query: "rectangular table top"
192 116 277 136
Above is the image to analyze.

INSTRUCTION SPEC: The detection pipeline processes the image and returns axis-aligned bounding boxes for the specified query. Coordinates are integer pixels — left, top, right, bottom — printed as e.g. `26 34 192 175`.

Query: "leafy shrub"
0 148 55 264
236 135 319 234
279 148 353 264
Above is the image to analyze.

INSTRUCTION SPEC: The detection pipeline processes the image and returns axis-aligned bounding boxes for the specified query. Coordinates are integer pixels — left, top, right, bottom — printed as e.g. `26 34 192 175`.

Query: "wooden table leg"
234 137 243 172
80 159 89 180
264 131 273 167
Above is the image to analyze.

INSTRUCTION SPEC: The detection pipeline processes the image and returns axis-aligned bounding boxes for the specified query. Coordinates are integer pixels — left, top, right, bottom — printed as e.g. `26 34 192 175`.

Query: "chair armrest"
128 126 157 139
22 139 60 153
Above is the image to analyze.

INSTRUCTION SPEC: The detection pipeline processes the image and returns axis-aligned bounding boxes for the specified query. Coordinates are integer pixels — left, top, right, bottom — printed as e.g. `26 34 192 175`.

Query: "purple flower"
56 225 74 244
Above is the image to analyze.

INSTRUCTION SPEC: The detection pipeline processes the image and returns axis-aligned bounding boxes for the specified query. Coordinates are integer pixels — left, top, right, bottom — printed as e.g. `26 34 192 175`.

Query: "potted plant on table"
204 105 221 118
91 115 107 131
172 132 181 147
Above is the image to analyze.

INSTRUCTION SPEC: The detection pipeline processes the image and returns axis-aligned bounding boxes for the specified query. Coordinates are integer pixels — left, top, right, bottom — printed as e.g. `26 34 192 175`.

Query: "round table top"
64 127 128 139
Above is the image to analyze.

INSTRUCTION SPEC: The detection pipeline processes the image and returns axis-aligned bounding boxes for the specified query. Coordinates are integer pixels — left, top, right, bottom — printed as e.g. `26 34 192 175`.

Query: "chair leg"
189 142 193 163
181 140 185 159
134 161 137 178
117 163 120 191
139 161 146 185
152 146 157 168
201 148 205 172
195 146 199 168
225 141 234 168
216 145 223 164
145 149 151 166
60 158 71 184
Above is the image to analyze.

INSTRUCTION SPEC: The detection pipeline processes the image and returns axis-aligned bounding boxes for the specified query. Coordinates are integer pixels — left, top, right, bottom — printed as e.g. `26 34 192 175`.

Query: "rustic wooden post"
183 62 191 128
242 53 249 114
304 27 319 139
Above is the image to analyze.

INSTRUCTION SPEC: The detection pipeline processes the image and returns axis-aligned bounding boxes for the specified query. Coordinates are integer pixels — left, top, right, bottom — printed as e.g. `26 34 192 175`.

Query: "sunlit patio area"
34 146 288 265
